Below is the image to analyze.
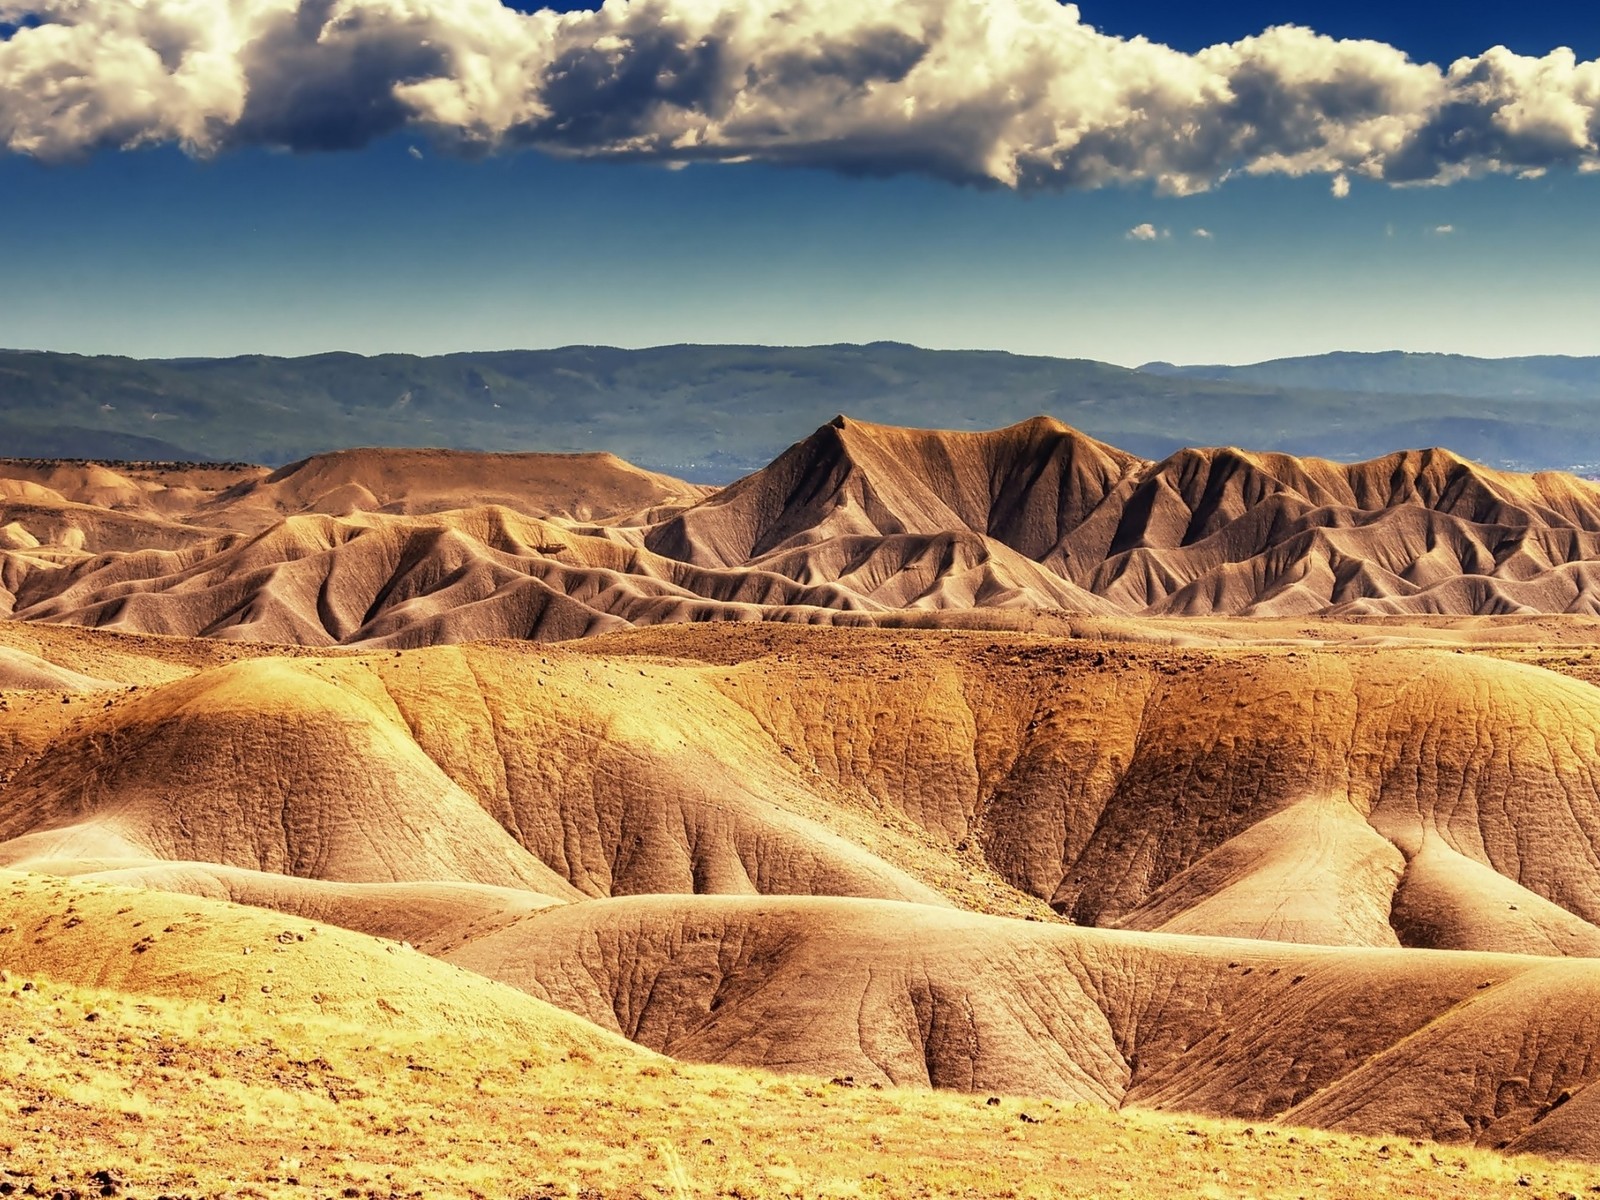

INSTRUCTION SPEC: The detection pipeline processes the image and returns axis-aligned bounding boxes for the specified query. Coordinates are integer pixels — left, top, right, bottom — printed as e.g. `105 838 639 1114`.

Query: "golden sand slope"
9 871 1593 1200
5 623 1600 1165
9 422 1600 646
0 639 945 906
6 626 1600 951
446 893 1600 1156
0 869 628 1053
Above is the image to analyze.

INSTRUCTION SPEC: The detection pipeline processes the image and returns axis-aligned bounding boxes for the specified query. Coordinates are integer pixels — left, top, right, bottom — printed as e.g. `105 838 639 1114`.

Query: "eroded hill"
9 871 1587 1200
7 420 1600 646
4 620 1600 1171
7 433 1600 1183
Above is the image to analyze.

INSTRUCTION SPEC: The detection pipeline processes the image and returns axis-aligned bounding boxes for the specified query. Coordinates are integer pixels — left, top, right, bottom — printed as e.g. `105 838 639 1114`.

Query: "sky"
1 0 1598 365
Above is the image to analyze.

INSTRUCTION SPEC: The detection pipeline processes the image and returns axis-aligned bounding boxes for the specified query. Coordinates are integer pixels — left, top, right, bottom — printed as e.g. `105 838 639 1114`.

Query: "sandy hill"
448 892 1600 1157
653 417 1600 619
0 642 943 906
0 459 265 512
0 450 702 529
11 428 1600 1185
8 877 1590 1200
212 445 710 525
1 506 901 645
1074 444 1600 616
644 415 1137 569
5 622 1600 1168
8 419 1600 646
6 626 1600 953
0 868 631 1055
0 449 715 641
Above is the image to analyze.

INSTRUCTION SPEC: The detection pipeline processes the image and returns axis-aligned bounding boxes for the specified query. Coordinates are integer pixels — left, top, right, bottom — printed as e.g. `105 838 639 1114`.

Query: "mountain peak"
8 417 1600 642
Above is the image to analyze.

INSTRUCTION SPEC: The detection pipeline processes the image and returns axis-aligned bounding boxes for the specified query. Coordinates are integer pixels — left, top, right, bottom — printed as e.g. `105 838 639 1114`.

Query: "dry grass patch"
1 973 1597 1200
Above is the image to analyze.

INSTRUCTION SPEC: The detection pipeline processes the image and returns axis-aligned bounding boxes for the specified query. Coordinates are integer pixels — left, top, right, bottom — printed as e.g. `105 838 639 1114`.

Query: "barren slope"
12 421 1600 645
446 892 1600 1157
0 450 717 642
210 446 709 526
5 622 1600 1169
643 417 1600 620
0 642 945 908
11 433 1600 1183
4 507 907 646
10 874 1590 1200
578 625 1600 953
6 625 1600 955
0 868 631 1054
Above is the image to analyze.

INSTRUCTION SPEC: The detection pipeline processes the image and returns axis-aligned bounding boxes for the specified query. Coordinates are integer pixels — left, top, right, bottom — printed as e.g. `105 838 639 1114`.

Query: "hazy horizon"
5 339 1600 372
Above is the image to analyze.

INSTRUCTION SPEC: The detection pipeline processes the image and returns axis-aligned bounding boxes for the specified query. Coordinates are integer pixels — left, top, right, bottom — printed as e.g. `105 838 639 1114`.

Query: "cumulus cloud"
1192 227 1213 238
1433 223 1457 234
1 0 1598 194
1331 172 1352 198
1126 223 1161 240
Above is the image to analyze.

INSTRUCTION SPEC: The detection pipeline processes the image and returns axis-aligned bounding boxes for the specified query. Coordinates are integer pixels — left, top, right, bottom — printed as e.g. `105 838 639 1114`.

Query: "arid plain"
5 419 1600 1198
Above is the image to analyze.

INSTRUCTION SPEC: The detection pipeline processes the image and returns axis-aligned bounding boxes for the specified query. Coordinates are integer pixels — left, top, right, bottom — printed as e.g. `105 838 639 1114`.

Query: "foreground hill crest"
5 417 1600 646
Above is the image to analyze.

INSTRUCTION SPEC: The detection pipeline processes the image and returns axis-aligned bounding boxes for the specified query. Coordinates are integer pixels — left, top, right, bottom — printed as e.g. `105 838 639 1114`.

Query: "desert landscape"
7 0 1600 1191
8 416 1600 646
5 425 1600 1196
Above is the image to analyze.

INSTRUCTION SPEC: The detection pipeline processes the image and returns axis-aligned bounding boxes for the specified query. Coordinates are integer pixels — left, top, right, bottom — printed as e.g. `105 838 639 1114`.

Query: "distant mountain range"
1139 351 1600 401
2 344 1597 480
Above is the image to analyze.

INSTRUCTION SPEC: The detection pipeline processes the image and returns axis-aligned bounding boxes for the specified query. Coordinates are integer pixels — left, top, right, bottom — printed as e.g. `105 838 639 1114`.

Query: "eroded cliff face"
10 422 1600 650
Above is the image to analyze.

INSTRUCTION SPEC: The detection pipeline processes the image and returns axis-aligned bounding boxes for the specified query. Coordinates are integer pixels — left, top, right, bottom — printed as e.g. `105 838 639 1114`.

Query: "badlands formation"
5 417 1600 648
4 421 1600 1196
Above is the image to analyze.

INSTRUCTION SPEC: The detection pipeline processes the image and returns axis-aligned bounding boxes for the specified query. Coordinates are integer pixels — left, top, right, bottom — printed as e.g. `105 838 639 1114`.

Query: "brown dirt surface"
0 871 1598 1198
6 429 1600 1188
0 621 1599 1169
10 420 1600 647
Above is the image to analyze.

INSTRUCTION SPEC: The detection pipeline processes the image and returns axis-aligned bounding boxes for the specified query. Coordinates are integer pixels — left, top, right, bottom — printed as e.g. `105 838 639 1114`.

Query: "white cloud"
408 145 424 160
1432 224 1457 234
1126 223 1163 241
1191 227 1213 238
1 0 1598 195
1331 172 1352 198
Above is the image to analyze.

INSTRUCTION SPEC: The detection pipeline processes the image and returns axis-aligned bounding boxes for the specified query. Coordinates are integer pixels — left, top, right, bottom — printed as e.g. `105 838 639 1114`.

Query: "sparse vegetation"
2 969 1595 1200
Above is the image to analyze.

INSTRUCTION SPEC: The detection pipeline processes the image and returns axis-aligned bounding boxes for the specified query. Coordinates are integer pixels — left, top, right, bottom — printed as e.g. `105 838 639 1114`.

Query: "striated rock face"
9 421 1600 647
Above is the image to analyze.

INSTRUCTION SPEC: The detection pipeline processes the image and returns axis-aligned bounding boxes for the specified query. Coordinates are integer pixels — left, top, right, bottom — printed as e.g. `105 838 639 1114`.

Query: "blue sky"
1 0 1597 364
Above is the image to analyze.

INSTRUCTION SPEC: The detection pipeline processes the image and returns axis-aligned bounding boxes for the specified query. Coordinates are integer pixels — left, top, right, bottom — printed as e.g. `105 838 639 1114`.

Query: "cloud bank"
2 0 1598 194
